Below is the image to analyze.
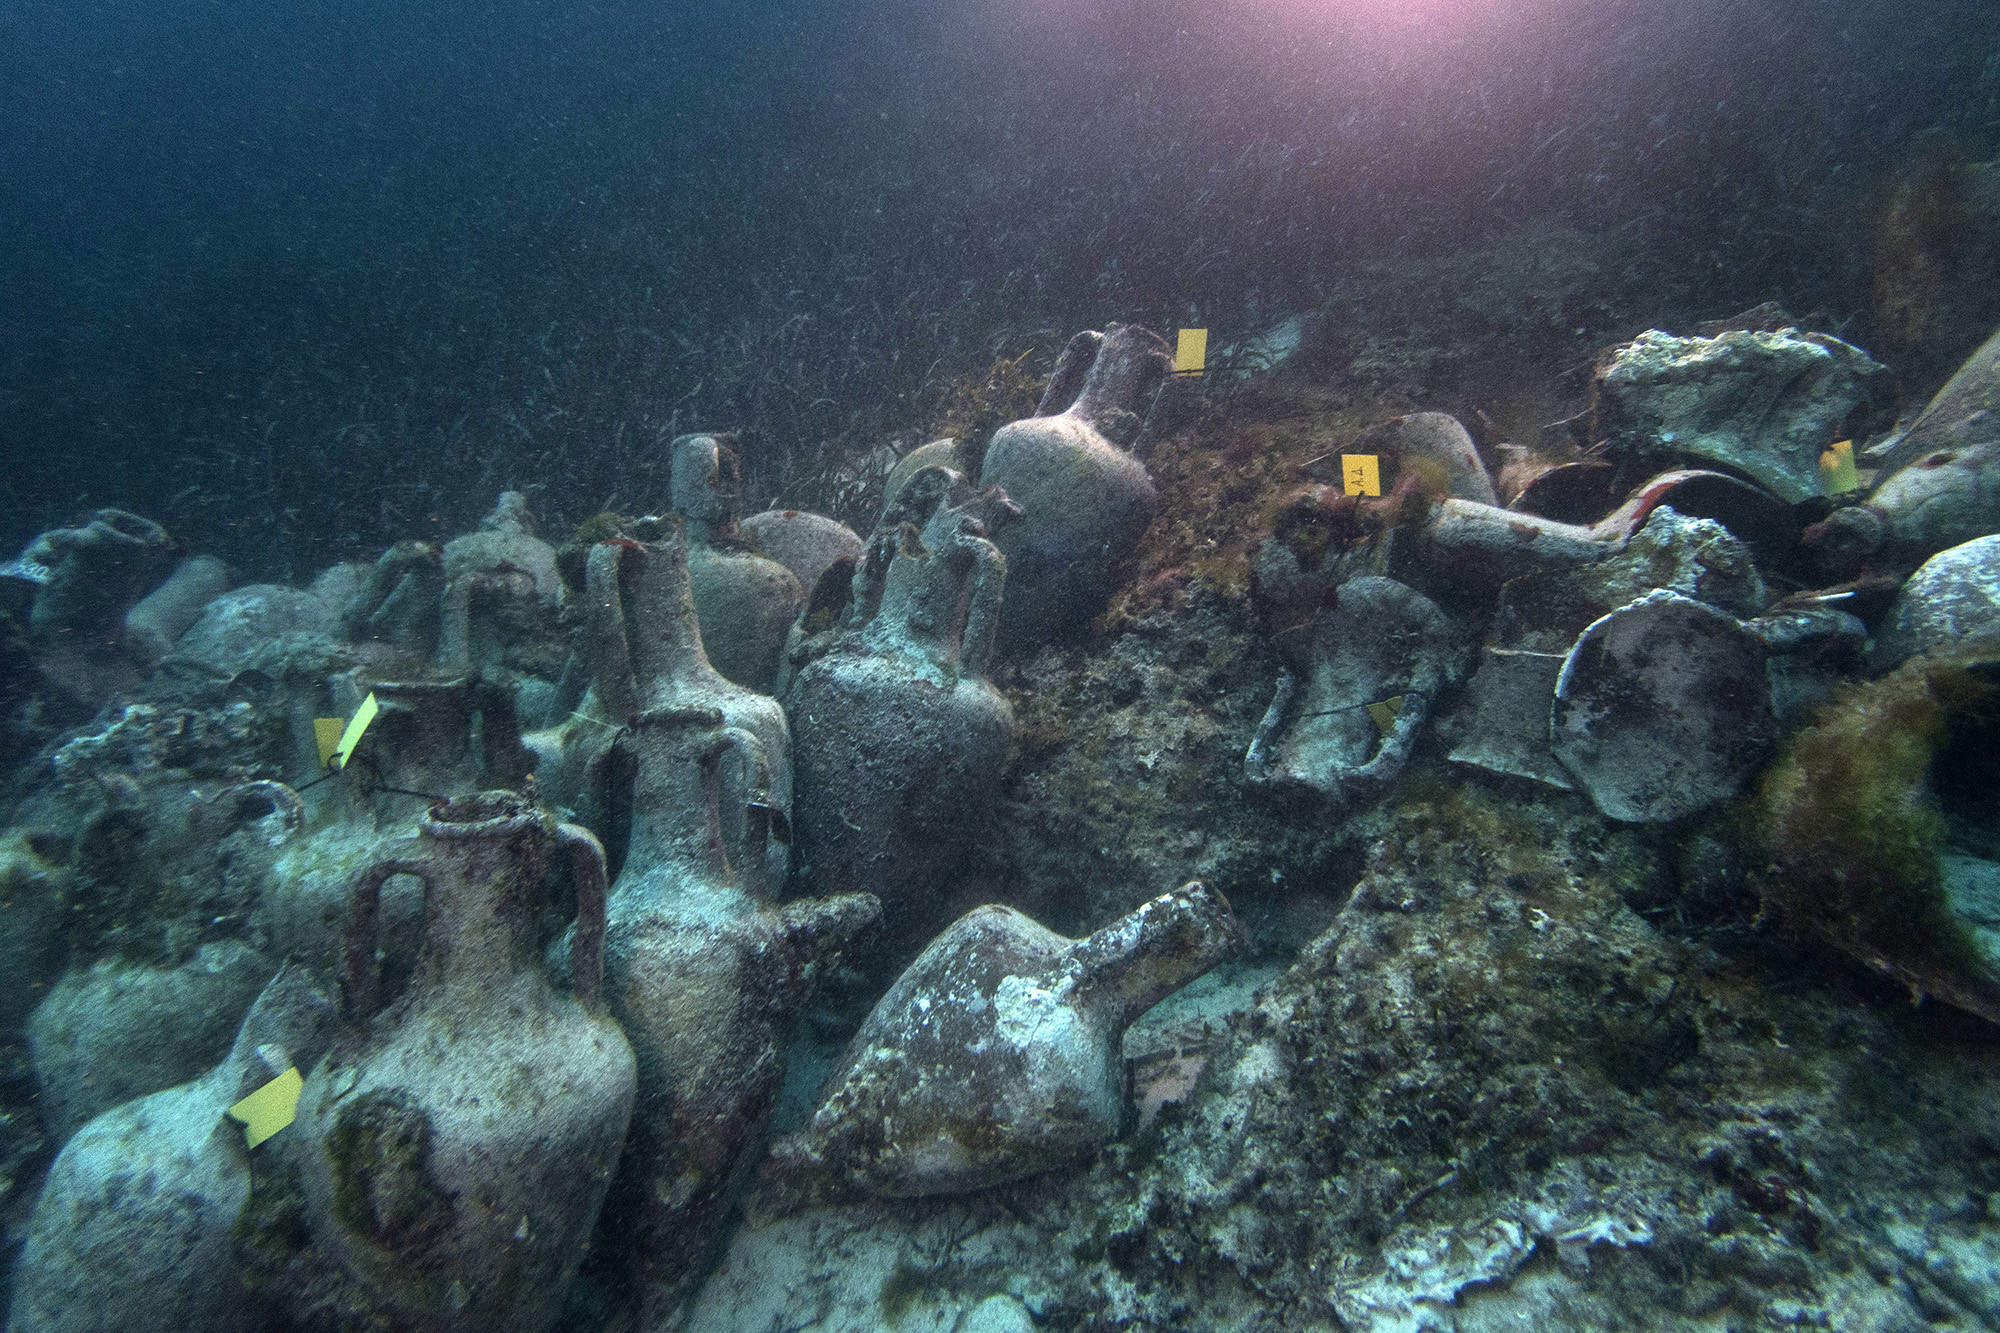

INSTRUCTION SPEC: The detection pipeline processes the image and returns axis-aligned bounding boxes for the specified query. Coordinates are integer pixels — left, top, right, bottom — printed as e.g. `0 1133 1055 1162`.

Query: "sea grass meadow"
7 1 2000 1331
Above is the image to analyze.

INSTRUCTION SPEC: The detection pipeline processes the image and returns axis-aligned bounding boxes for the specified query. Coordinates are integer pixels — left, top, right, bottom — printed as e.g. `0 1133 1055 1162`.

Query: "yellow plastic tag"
1819 439 1860 495
314 718 346 768
1366 695 1405 735
1343 454 1382 497
226 1066 303 1148
1174 328 1207 375
329 693 380 771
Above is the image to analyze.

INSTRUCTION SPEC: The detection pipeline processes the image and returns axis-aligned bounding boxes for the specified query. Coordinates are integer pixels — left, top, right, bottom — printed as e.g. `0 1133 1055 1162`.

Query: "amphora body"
600 709 877 1320
284 793 634 1333
978 323 1171 649
786 470 1019 943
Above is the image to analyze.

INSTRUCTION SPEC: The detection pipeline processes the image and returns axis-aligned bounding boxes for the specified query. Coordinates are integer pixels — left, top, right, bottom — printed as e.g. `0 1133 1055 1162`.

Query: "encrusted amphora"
764 881 1245 1203
977 322 1172 649
786 467 1021 944
530 521 793 887
282 792 635 1333
596 707 878 1319
669 432 804 694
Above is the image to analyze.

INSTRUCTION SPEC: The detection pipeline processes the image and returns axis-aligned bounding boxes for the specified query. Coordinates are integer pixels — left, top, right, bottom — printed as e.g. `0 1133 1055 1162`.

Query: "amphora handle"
557 822 610 1009
343 856 431 1024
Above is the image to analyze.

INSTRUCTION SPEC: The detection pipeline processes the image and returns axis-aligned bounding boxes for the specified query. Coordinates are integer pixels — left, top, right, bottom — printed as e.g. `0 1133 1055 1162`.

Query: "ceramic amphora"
528 520 792 884
670 433 804 694
786 468 1019 944
764 880 1245 1202
284 792 634 1333
599 709 878 1321
977 322 1171 649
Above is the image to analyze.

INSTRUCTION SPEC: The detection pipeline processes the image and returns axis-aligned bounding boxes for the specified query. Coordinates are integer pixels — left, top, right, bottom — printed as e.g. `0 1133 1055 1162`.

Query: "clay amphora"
978 323 1171 649
286 792 635 1333
598 711 878 1321
558 523 793 890
763 881 1244 1203
786 469 1019 944
670 433 804 694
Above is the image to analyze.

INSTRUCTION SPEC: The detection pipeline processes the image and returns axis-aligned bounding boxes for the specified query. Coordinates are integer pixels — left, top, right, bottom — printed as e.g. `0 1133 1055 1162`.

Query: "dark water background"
2 0 1996 578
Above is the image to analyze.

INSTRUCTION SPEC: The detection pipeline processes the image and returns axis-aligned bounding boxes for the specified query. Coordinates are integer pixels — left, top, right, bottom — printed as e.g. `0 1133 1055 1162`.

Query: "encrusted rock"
762 881 1243 1202
1551 590 1777 822
1593 327 1893 503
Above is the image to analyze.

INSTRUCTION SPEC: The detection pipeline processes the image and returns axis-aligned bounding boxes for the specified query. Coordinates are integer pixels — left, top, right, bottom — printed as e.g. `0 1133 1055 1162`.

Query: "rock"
27 939 275 1142
6 967 334 1333
0 834 70 1036
1244 576 1472 809
978 324 1171 650
1551 590 1778 822
172 585 335 676
1592 327 1894 504
1349 411 1497 504
739 508 866 596
762 881 1243 1202
1807 326 2000 576
123 555 229 667
1875 535 2000 670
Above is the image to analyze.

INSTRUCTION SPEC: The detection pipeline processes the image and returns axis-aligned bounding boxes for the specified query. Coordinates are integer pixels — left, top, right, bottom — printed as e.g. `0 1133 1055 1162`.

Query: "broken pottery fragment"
4 509 177 705
8 967 334 1333
787 469 1020 940
1509 460 1618 523
1444 506 1766 789
978 323 1171 649
1806 326 2000 576
670 433 805 694
762 881 1243 1202
1244 576 1471 809
1592 327 1894 504
1874 535 2000 671
1348 411 1498 504
1551 590 1777 823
